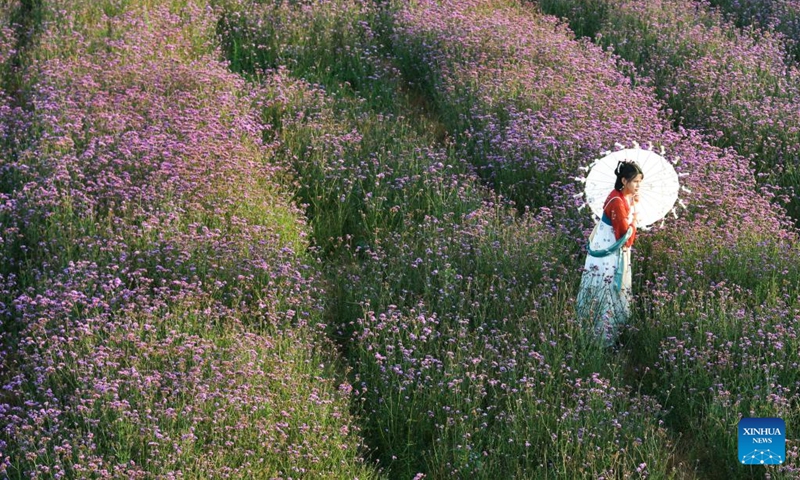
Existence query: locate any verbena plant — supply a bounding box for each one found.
[536,0,800,221]
[0,1,379,478]
[218,0,683,477]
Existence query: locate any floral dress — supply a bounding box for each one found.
[576,190,636,346]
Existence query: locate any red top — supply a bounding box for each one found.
[604,190,636,248]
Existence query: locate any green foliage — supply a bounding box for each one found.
[0,0,379,478]
[6,0,800,478]
[534,0,610,38]
[217,0,400,110]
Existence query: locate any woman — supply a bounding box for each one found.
[576,160,643,346]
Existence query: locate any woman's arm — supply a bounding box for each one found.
[605,196,636,247]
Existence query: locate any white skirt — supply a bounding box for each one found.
[576,220,632,346]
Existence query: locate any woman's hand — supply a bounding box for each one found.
[631,194,640,225]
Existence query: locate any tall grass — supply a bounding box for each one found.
[0,2,19,70]
[492,10,800,474]
[0,1,379,478]
[217,0,400,111]
[629,274,800,477]
[217,0,684,478]
[384,2,797,477]
[253,71,483,254]
[535,0,800,221]
[388,0,672,214]
[340,208,681,478]
[218,0,800,477]
[4,0,800,477]
[707,0,800,61]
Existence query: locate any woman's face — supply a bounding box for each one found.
[621,174,643,196]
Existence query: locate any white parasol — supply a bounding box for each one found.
[578,144,684,228]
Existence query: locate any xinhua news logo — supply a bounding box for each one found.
[738,417,785,465]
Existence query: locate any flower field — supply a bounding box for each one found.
[1,0,800,478]
[707,0,800,61]
[538,0,800,220]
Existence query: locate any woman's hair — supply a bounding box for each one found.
[614,160,643,190]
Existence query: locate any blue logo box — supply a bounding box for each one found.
[738,417,785,465]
